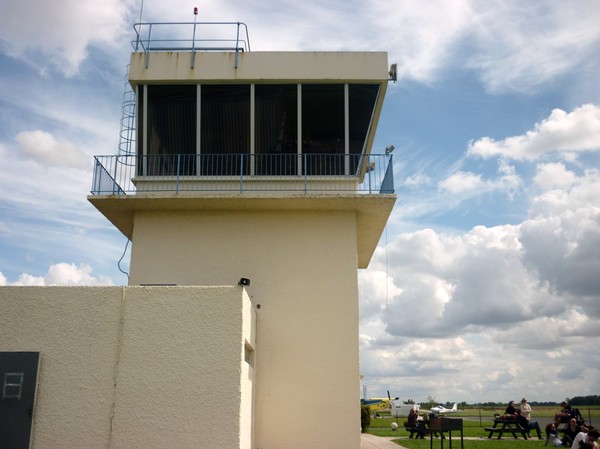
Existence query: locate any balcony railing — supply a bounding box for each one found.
[90,153,394,195]
[132,21,250,68]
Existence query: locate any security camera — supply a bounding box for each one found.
[238,278,251,286]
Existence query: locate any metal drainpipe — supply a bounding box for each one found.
[304,154,307,193]
[239,154,244,193]
[176,154,181,193]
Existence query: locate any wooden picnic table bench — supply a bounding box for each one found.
[485,418,528,439]
[404,425,426,439]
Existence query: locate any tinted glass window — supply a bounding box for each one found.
[145,85,196,175]
[201,85,250,155]
[349,84,379,155]
[255,84,297,175]
[302,84,344,174]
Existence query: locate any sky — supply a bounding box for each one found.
[1,0,599,405]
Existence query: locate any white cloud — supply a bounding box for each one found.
[372,0,474,83]
[534,163,577,190]
[15,130,89,169]
[521,170,600,301]
[0,0,135,76]
[438,162,520,198]
[1,0,597,93]
[7,263,113,286]
[468,104,600,161]
[375,0,600,92]
[439,171,484,194]
[360,168,600,401]
[404,173,431,189]
[466,1,600,93]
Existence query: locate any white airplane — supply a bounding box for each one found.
[390,401,420,418]
[430,403,459,414]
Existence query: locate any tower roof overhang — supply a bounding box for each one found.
[129,51,390,86]
[88,193,396,269]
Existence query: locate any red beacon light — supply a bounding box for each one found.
[194,7,198,15]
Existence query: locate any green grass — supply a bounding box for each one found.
[386,439,536,449]
[366,406,600,448]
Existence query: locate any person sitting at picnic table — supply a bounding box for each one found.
[516,409,543,439]
[563,418,583,447]
[504,400,518,418]
[520,398,532,417]
[405,408,427,439]
[518,398,543,439]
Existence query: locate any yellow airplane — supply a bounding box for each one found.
[361,394,399,412]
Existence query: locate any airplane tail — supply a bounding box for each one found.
[452,404,457,411]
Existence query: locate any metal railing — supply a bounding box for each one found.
[90,153,394,195]
[132,21,250,68]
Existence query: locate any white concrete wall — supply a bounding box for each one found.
[129,208,362,449]
[0,286,254,449]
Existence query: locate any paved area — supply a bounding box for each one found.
[361,433,407,449]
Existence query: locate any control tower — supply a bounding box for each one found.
[89,19,396,449]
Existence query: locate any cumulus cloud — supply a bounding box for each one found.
[521,170,600,301]
[468,104,600,161]
[15,130,89,169]
[5,263,112,286]
[383,169,600,337]
[438,161,520,198]
[360,168,600,401]
[534,163,578,190]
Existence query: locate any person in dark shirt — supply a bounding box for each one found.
[505,400,517,417]
[406,408,427,439]
[563,418,582,447]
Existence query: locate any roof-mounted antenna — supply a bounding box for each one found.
[135,0,145,50]
[138,0,145,24]
[191,6,199,68]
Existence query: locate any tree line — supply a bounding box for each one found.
[402,395,600,408]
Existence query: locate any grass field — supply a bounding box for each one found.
[367,406,600,448]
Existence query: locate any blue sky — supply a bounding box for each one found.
[1,0,600,405]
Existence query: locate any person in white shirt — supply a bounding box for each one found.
[520,398,532,420]
[571,429,599,448]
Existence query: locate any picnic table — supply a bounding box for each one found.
[485,418,528,439]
